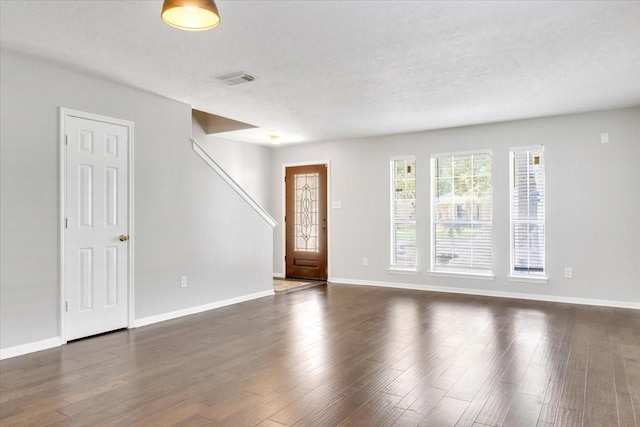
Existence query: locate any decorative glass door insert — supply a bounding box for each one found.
[295,173,320,252]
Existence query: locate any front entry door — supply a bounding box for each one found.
[64,114,130,341]
[285,165,328,280]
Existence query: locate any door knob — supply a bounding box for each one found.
[119,234,128,242]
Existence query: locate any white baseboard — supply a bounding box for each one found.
[0,337,62,360]
[273,272,285,278]
[329,277,640,310]
[133,289,275,328]
[1,290,275,360]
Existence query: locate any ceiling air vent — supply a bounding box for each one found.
[217,72,255,86]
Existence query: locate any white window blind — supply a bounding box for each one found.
[431,151,492,274]
[511,146,545,276]
[390,158,417,269]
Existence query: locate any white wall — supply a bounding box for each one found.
[0,51,273,350]
[1,49,636,354]
[271,108,640,306]
[192,121,272,211]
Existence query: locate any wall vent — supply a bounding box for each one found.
[217,72,255,86]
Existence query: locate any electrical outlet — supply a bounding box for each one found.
[362,257,368,266]
[180,276,188,288]
[564,268,573,279]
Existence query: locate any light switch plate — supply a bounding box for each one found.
[332,201,342,209]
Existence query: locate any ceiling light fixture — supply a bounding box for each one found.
[161,0,220,31]
[270,135,281,144]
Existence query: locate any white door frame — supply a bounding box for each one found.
[59,108,135,344]
[281,160,331,280]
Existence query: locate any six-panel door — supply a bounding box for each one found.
[65,116,129,341]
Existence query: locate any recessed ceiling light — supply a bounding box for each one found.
[270,135,281,144]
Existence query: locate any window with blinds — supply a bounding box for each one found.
[431,151,493,274]
[390,158,417,269]
[510,146,545,276]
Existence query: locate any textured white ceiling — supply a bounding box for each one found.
[1,1,639,145]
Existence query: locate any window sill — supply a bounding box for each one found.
[508,275,549,284]
[388,267,419,275]
[429,271,495,281]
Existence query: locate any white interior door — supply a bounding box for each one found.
[64,115,129,341]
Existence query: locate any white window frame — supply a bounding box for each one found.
[509,145,547,282]
[430,149,494,278]
[389,156,417,273]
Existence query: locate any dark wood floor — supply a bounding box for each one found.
[1,284,639,426]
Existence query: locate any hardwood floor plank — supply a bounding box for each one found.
[453,338,521,426]
[0,397,69,426]
[179,414,217,426]
[537,379,564,425]
[518,323,566,397]
[257,420,288,427]
[582,402,618,427]
[374,406,406,427]
[418,396,468,427]
[292,366,403,427]
[1,408,69,427]
[474,381,518,426]
[199,390,267,422]
[500,392,543,427]
[0,383,70,418]
[612,349,631,394]
[269,392,343,426]
[393,409,426,426]
[566,328,589,372]
[554,406,583,427]
[215,385,314,426]
[62,379,129,404]
[537,316,572,425]
[500,341,539,386]
[630,393,640,426]
[124,401,210,427]
[558,368,586,411]
[407,386,447,416]
[446,366,494,402]
[1,285,638,426]
[431,364,468,390]
[336,391,402,426]
[615,392,637,427]
[584,371,616,406]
